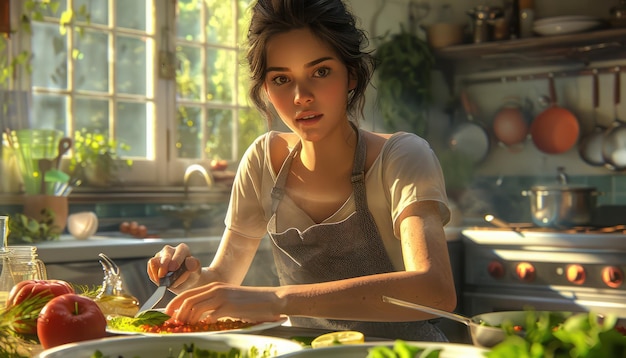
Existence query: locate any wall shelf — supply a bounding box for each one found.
[433,27,626,89]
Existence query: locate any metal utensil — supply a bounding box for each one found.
[53,137,72,169]
[136,263,188,315]
[382,296,472,326]
[382,295,509,348]
[38,159,53,194]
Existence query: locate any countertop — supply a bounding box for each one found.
[35,233,224,264]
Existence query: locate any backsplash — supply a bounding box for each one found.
[457,172,626,225]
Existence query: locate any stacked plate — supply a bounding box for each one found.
[533,15,603,36]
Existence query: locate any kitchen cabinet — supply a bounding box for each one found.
[433,28,626,88]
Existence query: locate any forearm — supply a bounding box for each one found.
[276,269,456,322]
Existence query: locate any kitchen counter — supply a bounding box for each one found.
[35,233,224,264]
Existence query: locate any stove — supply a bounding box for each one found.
[461,226,626,318]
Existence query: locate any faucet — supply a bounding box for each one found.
[183,164,215,197]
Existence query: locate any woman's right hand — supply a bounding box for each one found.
[147,243,202,290]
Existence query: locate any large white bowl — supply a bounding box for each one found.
[36,333,304,358]
[278,341,488,358]
[533,15,599,27]
[533,20,601,36]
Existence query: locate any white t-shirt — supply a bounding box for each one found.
[224,131,450,270]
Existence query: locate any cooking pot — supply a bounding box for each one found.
[521,185,600,228]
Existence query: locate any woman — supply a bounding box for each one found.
[147,0,456,341]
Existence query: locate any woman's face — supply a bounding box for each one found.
[263,28,356,142]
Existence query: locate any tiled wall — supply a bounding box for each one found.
[458,173,626,224]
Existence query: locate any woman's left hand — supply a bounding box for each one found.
[163,282,284,324]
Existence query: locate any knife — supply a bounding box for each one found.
[137,263,188,315]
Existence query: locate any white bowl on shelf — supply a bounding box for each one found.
[533,15,599,27]
[533,20,601,36]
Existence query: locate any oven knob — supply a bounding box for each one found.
[516,262,535,282]
[487,261,505,279]
[602,266,624,288]
[566,264,586,285]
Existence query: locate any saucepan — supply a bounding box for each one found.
[382,296,572,348]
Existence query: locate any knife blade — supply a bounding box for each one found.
[137,263,188,315]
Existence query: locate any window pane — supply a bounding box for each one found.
[176,106,202,158]
[75,31,109,92]
[117,102,147,157]
[177,0,202,41]
[31,23,67,89]
[238,108,265,159]
[116,0,145,30]
[207,48,235,103]
[116,36,147,95]
[77,0,109,26]
[176,45,202,101]
[75,98,109,134]
[206,0,234,45]
[31,94,67,132]
[206,108,233,160]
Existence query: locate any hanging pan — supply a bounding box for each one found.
[578,70,605,166]
[602,69,626,170]
[448,90,490,163]
[530,76,580,154]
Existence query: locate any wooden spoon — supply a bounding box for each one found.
[38,159,53,194]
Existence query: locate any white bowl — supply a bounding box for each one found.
[533,15,599,27]
[36,333,304,358]
[278,341,488,358]
[67,211,98,240]
[533,20,601,36]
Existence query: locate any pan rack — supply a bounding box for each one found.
[461,65,626,86]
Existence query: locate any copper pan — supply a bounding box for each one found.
[530,76,580,154]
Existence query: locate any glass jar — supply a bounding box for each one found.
[7,246,48,283]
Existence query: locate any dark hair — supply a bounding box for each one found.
[246,0,375,125]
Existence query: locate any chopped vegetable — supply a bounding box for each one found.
[367,340,442,358]
[487,312,626,358]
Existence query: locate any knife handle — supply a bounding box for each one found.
[159,263,188,287]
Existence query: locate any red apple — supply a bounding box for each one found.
[37,293,107,349]
[7,279,75,335]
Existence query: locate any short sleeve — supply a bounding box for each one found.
[381,133,450,236]
[223,133,271,239]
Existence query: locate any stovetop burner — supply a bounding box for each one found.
[483,214,626,234]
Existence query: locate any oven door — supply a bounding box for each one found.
[463,287,626,318]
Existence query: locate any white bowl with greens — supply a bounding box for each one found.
[36,333,304,358]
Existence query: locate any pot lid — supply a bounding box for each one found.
[530,184,597,192]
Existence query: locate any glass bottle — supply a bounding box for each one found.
[94,253,140,318]
[0,216,14,309]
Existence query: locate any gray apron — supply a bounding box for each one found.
[267,125,447,341]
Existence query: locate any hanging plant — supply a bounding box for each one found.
[374,26,435,137]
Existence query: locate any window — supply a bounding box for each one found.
[5,0,265,187]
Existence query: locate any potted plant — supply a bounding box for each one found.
[68,129,132,186]
[374,26,435,137]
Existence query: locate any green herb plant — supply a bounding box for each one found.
[107,310,170,333]
[374,26,435,137]
[487,311,626,358]
[6,210,60,244]
[0,293,55,358]
[68,128,133,186]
